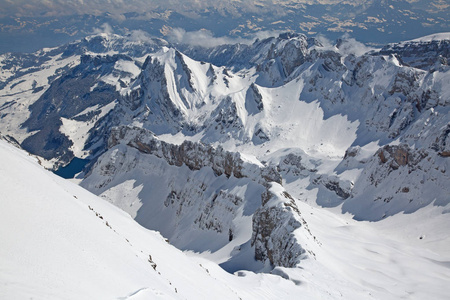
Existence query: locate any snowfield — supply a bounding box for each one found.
[0,140,312,300]
[1,139,449,299]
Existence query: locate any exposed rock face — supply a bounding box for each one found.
[378,39,450,71]
[208,97,245,139]
[342,144,450,221]
[252,186,305,268]
[313,176,351,200]
[108,126,282,183]
[377,144,413,170]
[267,32,309,77]
[84,140,254,248]
[278,153,318,179]
[175,50,196,92]
[432,123,450,156]
[245,83,264,114]
[123,54,186,132]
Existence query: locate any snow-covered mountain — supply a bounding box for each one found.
[0,139,328,299]
[1,31,450,299]
[1,120,449,299]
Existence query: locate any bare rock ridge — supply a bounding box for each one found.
[251,187,305,267]
[108,126,281,184]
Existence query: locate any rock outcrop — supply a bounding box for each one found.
[252,185,305,267]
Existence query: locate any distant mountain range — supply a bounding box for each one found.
[0,0,448,53]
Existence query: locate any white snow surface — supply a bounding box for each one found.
[0,140,318,299]
[409,32,450,43]
[2,136,450,299]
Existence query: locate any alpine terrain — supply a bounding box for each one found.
[0,29,449,299]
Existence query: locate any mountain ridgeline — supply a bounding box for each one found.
[0,31,449,272]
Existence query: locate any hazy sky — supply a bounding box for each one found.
[0,0,371,18]
[0,0,259,17]
[1,0,447,18]
[0,0,446,53]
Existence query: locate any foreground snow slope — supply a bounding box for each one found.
[2,138,449,299]
[0,140,223,299]
[0,139,325,300]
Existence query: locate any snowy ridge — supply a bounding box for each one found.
[377,34,449,71]
[2,126,450,299]
[0,139,245,299]
[407,33,450,43]
[0,139,343,300]
[1,31,450,299]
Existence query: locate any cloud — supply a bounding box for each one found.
[314,34,334,48]
[165,27,303,48]
[166,28,252,47]
[127,29,168,45]
[251,30,286,41]
[337,33,375,56]
[92,23,114,35]
[312,33,375,56]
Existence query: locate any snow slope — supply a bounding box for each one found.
[0,140,231,299]
[2,136,450,299]
[0,140,315,299]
